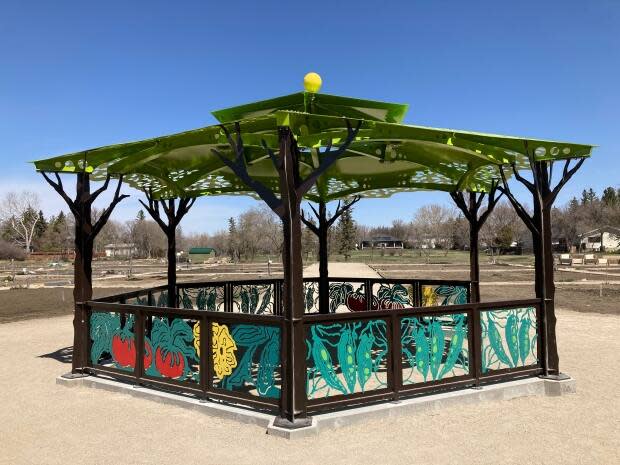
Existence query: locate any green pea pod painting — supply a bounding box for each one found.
[206,289,217,311]
[196,288,207,310]
[256,286,272,314]
[519,317,532,365]
[337,328,357,392]
[311,337,346,394]
[505,314,520,367]
[413,325,430,380]
[356,332,375,391]
[438,317,465,379]
[429,320,445,380]
[487,317,512,367]
[181,291,193,309]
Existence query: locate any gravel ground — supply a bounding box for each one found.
[1,263,619,464]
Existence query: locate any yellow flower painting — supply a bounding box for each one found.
[212,323,238,380]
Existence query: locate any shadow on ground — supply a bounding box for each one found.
[39,346,72,364]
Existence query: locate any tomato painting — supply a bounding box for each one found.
[112,334,154,369]
[112,334,135,367]
[150,317,197,380]
[346,292,367,312]
[155,347,186,378]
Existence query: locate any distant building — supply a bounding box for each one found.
[578,227,620,252]
[188,247,216,263]
[360,236,404,249]
[104,243,137,258]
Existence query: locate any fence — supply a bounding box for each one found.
[174,278,471,314]
[86,277,542,416]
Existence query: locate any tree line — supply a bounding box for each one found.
[2,186,618,261]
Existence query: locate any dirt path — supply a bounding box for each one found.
[1,309,619,464]
[303,262,381,278]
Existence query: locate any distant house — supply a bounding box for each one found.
[578,227,620,252]
[188,247,216,263]
[104,243,137,258]
[360,236,404,249]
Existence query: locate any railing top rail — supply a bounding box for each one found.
[87,300,284,323]
[302,298,542,323]
[93,277,473,305]
[92,284,169,303]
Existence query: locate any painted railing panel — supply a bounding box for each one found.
[99,278,471,314]
[421,284,468,307]
[180,286,225,311]
[211,322,281,399]
[86,298,541,415]
[303,281,320,313]
[327,280,369,312]
[401,313,469,384]
[306,319,389,399]
[373,282,415,309]
[147,316,200,383]
[480,307,538,373]
[90,311,137,372]
[231,283,277,314]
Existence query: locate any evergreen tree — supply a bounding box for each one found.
[337,208,357,261]
[227,217,239,261]
[34,210,47,239]
[137,209,146,221]
[602,187,618,206]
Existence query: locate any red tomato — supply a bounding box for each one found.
[346,293,367,312]
[144,340,153,369]
[112,334,135,368]
[155,347,185,378]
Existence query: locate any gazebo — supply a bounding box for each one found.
[33,73,594,430]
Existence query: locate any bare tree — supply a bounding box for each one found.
[0,191,41,253]
[412,204,457,258]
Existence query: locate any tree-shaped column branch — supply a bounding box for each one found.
[41,171,129,373]
[498,149,585,375]
[301,196,361,313]
[450,181,502,303]
[212,120,361,426]
[139,191,196,308]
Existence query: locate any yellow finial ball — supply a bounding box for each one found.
[303,72,322,93]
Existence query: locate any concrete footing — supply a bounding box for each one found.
[57,374,576,439]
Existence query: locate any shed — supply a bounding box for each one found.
[188,247,216,263]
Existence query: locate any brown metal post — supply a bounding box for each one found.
[72,172,93,374]
[275,127,311,428]
[166,220,177,308]
[468,193,480,303]
[317,201,329,314]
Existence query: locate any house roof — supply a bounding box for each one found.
[578,226,620,237]
[364,236,403,242]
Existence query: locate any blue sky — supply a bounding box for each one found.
[1,1,618,233]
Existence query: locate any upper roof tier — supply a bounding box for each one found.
[31,74,595,201]
[212,92,410,124]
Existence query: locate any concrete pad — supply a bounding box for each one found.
[57,374,576,439]
[56,375,273,427]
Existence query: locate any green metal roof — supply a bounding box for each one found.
[32,88,595,202]
[188,247,215,254]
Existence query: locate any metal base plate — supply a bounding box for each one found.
[272,416,314,430]
[539,373,571,381]
[61,372,90,380]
